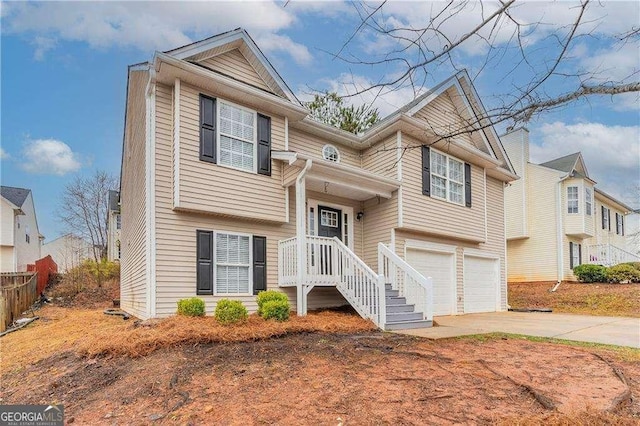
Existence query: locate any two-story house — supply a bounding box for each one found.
[107,190,121,262]
[41,233,94,273]
[119,29,517,329]
[503,127,637,283]
[0,186,44,272]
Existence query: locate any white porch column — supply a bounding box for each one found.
[295,159,312,315]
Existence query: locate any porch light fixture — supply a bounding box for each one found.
[356,211,364,221]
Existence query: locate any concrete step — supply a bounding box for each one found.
[386,304,415,313]
[385,312,424,322]
[386,296,407,305]
[384,319,433,331]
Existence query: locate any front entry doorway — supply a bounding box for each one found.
[317,205,343,240]
[307,199,354,250]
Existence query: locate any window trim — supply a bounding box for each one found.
[567,186,579,214]
[322,144,340,163]
[602,206,610,231]
[585,187,592,216]
[213,230,254,296]
[429,148,465,206]
[216,99,258,174]
[307,199,354,251]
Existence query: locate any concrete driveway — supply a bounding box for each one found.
[397,312,640,348]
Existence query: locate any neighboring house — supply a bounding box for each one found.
[119,29,517,329]
[0,186,44,272]
[41,233,94,273]
[107,190,121,262]
[503,128,638,283]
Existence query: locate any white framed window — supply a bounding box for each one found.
[585,188,592,216]
[218,101,256,172]
[616,213,624,235]
[320,210,339,228]
[571,242,581,268]
[322,144,340,163]
[215,232,251,295]
[603,206,610,230]
[567,186,579,214]
[430,149,464,205]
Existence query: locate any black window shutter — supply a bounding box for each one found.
[421,146,430,196]
[616,213,620,234]
[196,230,213,295]
[569,242,574,269]
[464,163,472,208]
[601,206,606,229]
[253,236,267,295]
[257,114,271,176]
[621,216,625,236]
[608,209,611,231]
[200,94,216,163]
[578,244,582,266]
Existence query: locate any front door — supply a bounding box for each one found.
[316,205,342,276]
[317,205,343,240]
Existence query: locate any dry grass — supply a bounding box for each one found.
[499,410,639,425]
[509,282,640,317]
[79,310,377,358]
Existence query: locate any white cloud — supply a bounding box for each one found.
[577,42,639,83]
[0,148,9,160]
[21,139,82,175]
[2,1,311,65]
[530,122,640,207]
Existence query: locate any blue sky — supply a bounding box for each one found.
[1,1,638,241]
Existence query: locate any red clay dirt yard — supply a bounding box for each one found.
[1,279,639,425]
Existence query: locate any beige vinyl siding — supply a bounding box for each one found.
[176,82,287,222]
[199,49,272,93]
[0,246,14,272]
[412,88,478,150]
[120,70,149,319]
[0,198,14,247]
[563,178,592,237]
[361,135,398,178]
[288,128,361,168]
[501,131,528,239]
[583,196,629,251]
[362,193,398,270]
[401,135,485,242]
[507,165,561,282]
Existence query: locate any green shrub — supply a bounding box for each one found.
[606,264,640,283]
[261,300,290,321]
[572,264,608,283]
[620,262,640,271]
[82,258,121,281]
[177,297,206,316]
[256,290,289,316]
[214,299,248,324]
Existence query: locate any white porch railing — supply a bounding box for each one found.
[586,244,640,267]
[278,236,387,327]
[277,237,298,286]
[378,243,433,322]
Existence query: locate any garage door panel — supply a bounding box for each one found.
[463,256,498,313]
[406,249,455,316]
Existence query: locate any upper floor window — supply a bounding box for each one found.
[199,94,271,176]
[421,146,471,208]
[616,213,624,235]
[322,144,340,163]
[116,214,121,230]
[431,150,464,205]
[567,186,579,214]
[602,206,610,230]
[585,188,592,216]
[25,225,30,244]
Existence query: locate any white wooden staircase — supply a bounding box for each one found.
[278,236,433,330]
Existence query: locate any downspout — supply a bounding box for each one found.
[295,159,312,315]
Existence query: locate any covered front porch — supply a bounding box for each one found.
[273,152,434,330]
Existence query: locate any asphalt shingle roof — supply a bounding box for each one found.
[538,152,581,173]
[1,186,31,208]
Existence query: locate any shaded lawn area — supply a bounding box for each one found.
[508,282,640,317]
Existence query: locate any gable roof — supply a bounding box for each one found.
[1,186,31,208]
[164,28,299,105]
[539,152,582,173]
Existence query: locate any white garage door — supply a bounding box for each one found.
[406,248,455,316]
[463,255,499,313]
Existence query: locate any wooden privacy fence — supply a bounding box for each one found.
[0,272,38,333]
[27,255,58,294]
